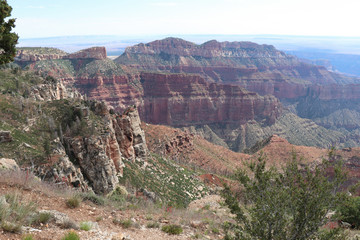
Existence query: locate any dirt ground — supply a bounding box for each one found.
[0,182,227,240]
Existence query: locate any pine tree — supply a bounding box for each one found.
[0,0,18,64]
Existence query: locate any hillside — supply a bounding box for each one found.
[0,66,210,206]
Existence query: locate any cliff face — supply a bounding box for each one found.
[34,103,148,194]
[140,72,281,126]
[29,80,82,101]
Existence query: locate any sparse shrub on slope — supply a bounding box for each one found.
[79,221,92,231]
[161,224,183,235]
[80,192,106,206]
[32,212,52,225]
[61,231,80,240]
[119,153,208,207]
[65,195,81,209]
[0,193,36,233]
[21,234,35,240]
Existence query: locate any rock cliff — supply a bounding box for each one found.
[140,72,281,126]
[29,80,82,101]
[33,102,148,194]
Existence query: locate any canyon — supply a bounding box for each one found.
[14,38,360,151]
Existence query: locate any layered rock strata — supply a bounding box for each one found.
[140,72,282,126]
[116,38,360,96]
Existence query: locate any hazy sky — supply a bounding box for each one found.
[8,0,360,38]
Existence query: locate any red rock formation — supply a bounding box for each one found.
[140,72,282,126]
[116,38,360,99]
[76,75,143,111]
[143,123,249,175]
[308,84,360,100]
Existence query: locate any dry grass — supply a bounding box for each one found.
[0,170,76,199]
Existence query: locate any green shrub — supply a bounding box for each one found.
[161,224,183,235]
[211,227,220,234]
[107,186,128,203]
[61,231,80,240]
[22,234,35,240]
[1,221,22,233]
[146,221,160,228]
[0,193,36,233]
[65,195,81,209]
[79,221,92,231]
[60,219,78,229]
[337,196,360,228]
[32,212,52,225]
[113,218,132,228]
[221,155,346,240]
[81,192,105,206]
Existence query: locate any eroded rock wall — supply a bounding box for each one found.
[140,72,282,126]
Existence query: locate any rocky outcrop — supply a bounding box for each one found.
[61,103,146,194]
[66,135,120,194]
[0,131,12,143]
[113,107,148,160]
[15,48,67,62]
[30,81,82,101]
[34,139,90,191]
[66,47,107,60]
[140,72,281,126]
[0,158,19,170]
[30,100,147,194]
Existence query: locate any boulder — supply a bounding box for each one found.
[0,158,19,170]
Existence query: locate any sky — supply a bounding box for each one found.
[7,0,360,39]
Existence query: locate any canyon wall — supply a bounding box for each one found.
[140,72,281,126]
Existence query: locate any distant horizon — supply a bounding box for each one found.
[16,34,360,56]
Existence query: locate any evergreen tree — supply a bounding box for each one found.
[0,0,18,64]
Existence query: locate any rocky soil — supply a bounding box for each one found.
[0,171,230,240]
